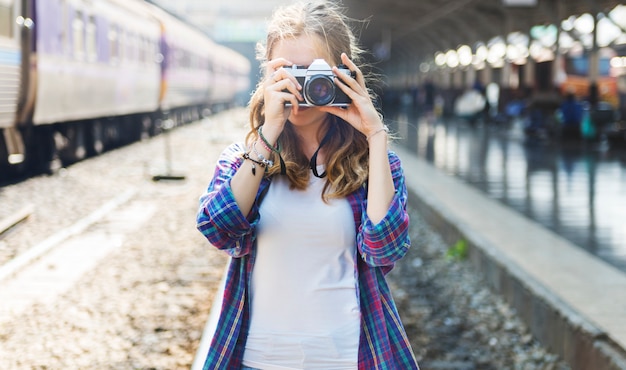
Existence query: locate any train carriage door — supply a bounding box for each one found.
[85,13,96,63]
[0,0,21,127]
[72,9,84,61]
[158,24,167,105]
[0,0,28,166]
[0,0,15,39]
[15,0,34,125]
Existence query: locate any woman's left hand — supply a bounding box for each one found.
[319,53,384,139]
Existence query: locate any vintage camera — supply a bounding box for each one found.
[283,59,356,107]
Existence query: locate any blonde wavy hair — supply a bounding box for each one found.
[247,1,377,200]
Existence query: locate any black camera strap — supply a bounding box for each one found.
[309,123,336,178]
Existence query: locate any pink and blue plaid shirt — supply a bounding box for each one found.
[197,142,419,369]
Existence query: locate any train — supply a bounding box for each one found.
[0,0,251,180]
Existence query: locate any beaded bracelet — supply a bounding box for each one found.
[257,135,274,153]
[366,125,389,141]
[258,126,286,175]
[257,126,280,153]
[242,152,269,176]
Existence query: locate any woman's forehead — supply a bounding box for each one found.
[270,34,334,66]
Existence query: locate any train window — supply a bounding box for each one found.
[60,0,68,55]
[133,34,140,62]
[147,39,155,65]
[86,16,97,62]
[118,30,125,61]
[136,36,142,62]
[126,32,137,62]
[108,25,119,65]
[182,50,190,69]
[136,35,142,62]
[172,47,180,68]
[72,11,85,60]
[147,38,153,64]
[134,35,140,62]
[139,37,148,64]
[0,4,12,38]
[148,39,155,65]
[124,32,131,61]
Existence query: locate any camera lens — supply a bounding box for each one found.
[304,75,335,106]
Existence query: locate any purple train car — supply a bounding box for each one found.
[0,0,26,167]
[0,0,250,179]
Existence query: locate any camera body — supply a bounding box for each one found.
[283,59,355,107]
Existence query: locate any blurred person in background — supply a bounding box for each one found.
[558,92,584,140]
[421,77,436,121]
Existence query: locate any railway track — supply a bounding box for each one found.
[0,205,33,237]
[0,190,135,284]
[0,110,240,368]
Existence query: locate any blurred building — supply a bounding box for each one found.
[150,0,291,43]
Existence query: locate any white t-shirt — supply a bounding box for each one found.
[243,169,360,370]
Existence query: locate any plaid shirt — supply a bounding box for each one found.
[197,142,419,370]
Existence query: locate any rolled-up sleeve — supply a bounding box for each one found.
[357,151,411,268]
[196,143,260,258]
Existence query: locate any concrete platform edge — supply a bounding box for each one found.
[394,145,626,370]
[192,261,229,370]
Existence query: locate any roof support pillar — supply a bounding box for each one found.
[588,0,600,83]
[552,0,565,88]
[483,63,493,88]
[465,67,477,90]
[501,62,513,88]
[524,57,535,89]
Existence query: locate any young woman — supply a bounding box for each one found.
[196,1,419,369]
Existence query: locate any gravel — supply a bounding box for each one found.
[388,208,570,370]
[0,108,570,369]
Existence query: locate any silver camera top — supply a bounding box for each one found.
[282,59,354,107]
[282,59,353,78]
[305,59,334,75]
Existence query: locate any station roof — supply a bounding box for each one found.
[341,0,624,62]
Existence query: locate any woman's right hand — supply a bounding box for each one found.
[262,58,303,143]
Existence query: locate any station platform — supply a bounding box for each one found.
[193,134,626,370]
[395,143,626,370]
